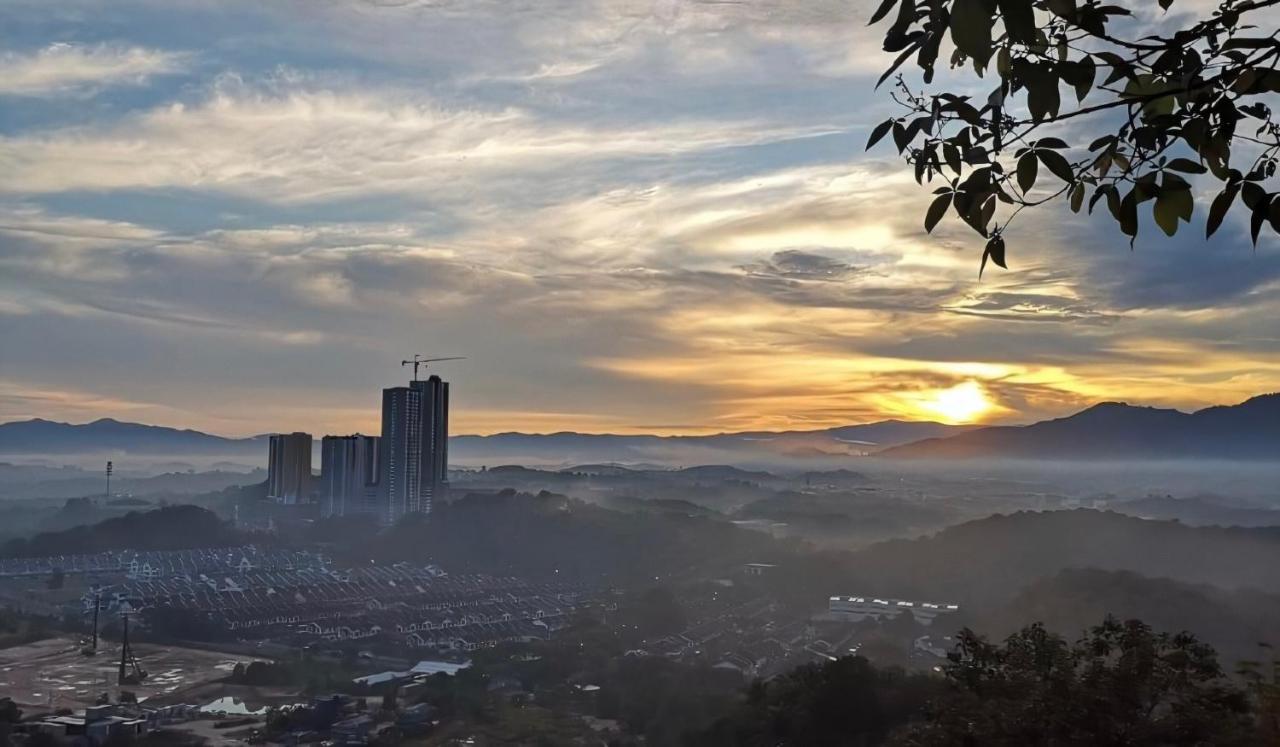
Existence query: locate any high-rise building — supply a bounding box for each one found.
[320,434,381,517]
[267,432,312,504]
[378,374,449,525]
[413,374,450,511]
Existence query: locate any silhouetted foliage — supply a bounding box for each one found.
[693,656,941,746]
[869,0,1280,271]
[893,617,1256,745]
[226,657,365,694]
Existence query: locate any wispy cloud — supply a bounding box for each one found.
[0,43,188,96]
[0,80,846,202]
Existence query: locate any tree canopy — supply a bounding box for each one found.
[894,617,1256,745]
[868,0,1280,274]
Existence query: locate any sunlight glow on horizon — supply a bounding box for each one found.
[907,380,996,425]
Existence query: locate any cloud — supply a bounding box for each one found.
[2,0,1279,436]
[0,79,846,203]
[0,43,188,96]
[742,249,863,281]
[944,291,1117,324]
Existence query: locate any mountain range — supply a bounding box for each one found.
[0,418,269,456]
[0,417,968,466]
[2,393,1277,464]
[880,393,1280,460]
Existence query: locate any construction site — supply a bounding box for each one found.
[0,635,242,710]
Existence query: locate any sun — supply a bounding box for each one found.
[916,380,995,424]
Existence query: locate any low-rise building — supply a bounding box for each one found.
[827,595,959,625]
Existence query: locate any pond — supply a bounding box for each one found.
[199,696,269,716]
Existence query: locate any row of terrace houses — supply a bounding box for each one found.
[2,545,327,579]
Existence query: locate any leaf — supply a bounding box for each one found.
[1221,37,1279,51]
[1170,187,1194,223]
[866,119,894,151]
[1098,51,1133,85]
[1158,0,1174,11]
[892,121,912,153]
[980,235,1007,277]
[1026,74,1061,122]
[1070,182,1085,213]
[1035,137,1068,149]
[1038,150,1075,183]
[1072,56,1096,102]
[1089,183,1110,214]
[943,143,963,174]
[918,28,944,82]
[1016,152,1038,193]
[1241,182,1267,210]
[950,0,996,67]
[1165,158,1206,174]
[925,193,953,233]
[997,0,1036,43]
[1153,188,1182,236]
[1206,184,1239,238]
[1088,134,1116,151]
[980,194,997,231]
[1119,190,1139,239]
[869,0,900,25]
[1250,201,1268,246]
[876,41,922,89]
[1105,186,1122,221]
[1123,74,1178,121]
[1046,0,1076,19]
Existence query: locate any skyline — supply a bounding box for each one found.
[4,389,1277,441]
[3,0,1280,437]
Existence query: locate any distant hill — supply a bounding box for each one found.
[847,508,1280,605]
[359,490,783,584]
[0,465,266,501]
[0,504,245,557]
[879,393,1280,460]
[0,417,970,467]
[450,421,971,465]
[1108,495,1280,528]
[0,418,266,457]
[996,568,1280,665]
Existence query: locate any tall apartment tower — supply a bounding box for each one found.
[267,432,312,504]
[320,434,381,518]
[413,374,450,510]
[378,374,449,525]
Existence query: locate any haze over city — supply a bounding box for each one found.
[4,0,1280,743]
[4,0,1278,438]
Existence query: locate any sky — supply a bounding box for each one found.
[1,0,1278,437]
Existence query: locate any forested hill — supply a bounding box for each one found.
[846,509,1280,605]
[339,490,789,584]
[997,568,1280,665]
[0,505,244,557]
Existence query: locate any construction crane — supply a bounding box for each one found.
[117,610,147,685]
[401,355,465,381]
[80,592,101,656]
